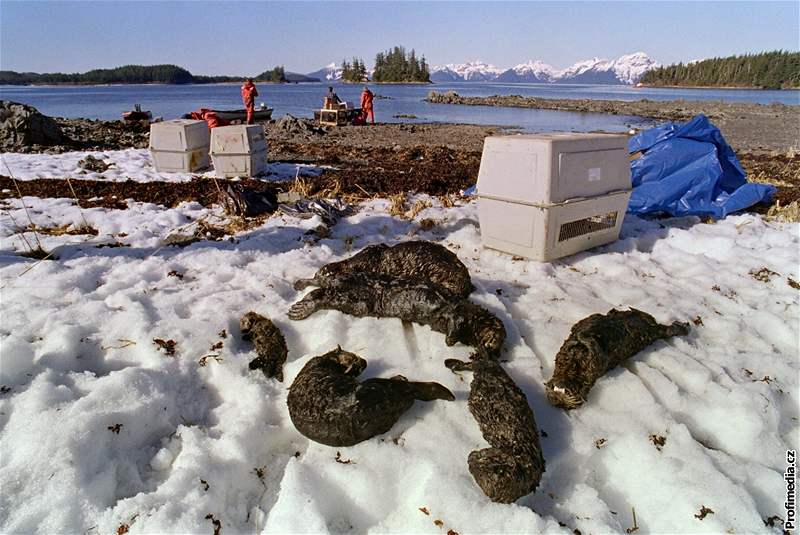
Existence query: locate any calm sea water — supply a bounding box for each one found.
[1,82,797,133]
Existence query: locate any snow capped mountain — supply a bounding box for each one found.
[309,53,658,85]
[429,68,462,83]
[430,53,658,85]
[611,52,660,85]
[554,57,620,84]
[556,57,612,81]
[496,60,557,83]
[555,52,659,84]
[306,63,342,82]
[430,61,504,82]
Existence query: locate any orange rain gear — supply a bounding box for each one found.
[360,88,374,124]
[241,81,259,124]
[189,108,229,129]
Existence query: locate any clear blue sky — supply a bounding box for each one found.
[1,1,798,75]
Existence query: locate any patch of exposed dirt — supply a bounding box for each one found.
[263,121,498,197]
[0,176,279,209]
[285,144,480,197]
[739,151,800,206]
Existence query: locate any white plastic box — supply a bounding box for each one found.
[476,133,631,262]
[209,125,268,178]
[149,119,210,173]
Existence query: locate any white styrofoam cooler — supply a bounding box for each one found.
[149,119,210,173]
[209,125,268,178]
[476,133,631,262]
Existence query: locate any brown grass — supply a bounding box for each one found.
[289,176,312,197]
[388,193,406,217]
[19,246,57,260]
[765,200,800,222]
[437,195,456,208]
[195,215,270,239]
[738,151,800,222]
[26,224,98,236]
[407,199,432,219]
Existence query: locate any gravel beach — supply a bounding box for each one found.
[426,91,800,152]
[1,100,797,211]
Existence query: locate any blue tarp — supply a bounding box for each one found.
[628,114,776,218]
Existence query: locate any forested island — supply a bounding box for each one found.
[340,58,370,83]
[0,64,319,85]
[640,50,800,89]
[341,46,431,83]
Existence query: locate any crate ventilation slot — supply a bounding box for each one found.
[558,211,618,242]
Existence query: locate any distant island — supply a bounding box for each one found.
[640,50,800,90]
[0,64,320,86]
[341,46,431,84]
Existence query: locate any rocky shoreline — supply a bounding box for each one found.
[1,100,797,216]
[426,91,800,152]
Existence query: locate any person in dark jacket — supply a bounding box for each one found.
[325,86,341,109]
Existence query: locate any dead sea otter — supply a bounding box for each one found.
[293,241,474,298]
[545,308,690,410]
[240,312,288,381]
[287,347,454,446]
[445,358,545,503]
[289,274,505,357]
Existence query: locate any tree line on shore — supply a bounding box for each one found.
[340,58,370,83]
[341,46,431,83]
[640,50,800,89]
[0,64,314,85]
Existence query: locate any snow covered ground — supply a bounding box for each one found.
[1,149,323,183]
[0,182,797,534]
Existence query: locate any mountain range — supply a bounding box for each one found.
[428,52,659,84]
[306,63,344,82]
[308,53,658,85]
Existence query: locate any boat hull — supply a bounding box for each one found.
[213,108,273,122]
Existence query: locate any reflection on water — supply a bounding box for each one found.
[1,82,797,133]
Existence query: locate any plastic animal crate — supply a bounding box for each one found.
[149,119,210,173]
[476,133,631,261]
[209,124,268,178]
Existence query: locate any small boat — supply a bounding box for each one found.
[122,104,152,122]
[212,105,273,122]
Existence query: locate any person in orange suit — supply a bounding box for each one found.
[360,85,375,124]
[241,78,259,124]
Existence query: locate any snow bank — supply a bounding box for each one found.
[0,149,322,183]
[0,194,797,534]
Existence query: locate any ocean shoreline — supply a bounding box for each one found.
[637,83,798,91]
[425,91,800,152]
[1,110,797,216]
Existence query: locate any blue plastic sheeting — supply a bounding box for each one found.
[628,114,776,218]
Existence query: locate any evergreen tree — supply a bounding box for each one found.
[0,64,247,85]
[341,59,352,82]
[641,50,799,89]
[341,57,368,82]
[371,45,431,83]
